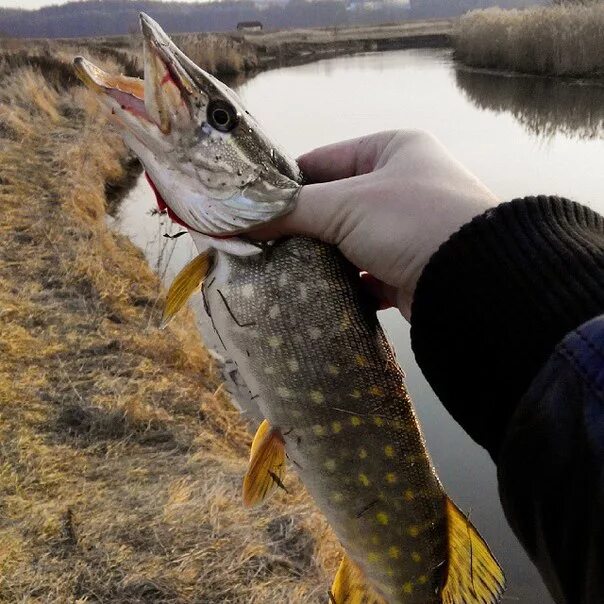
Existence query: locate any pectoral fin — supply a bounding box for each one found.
[161,251,212,327]
[441,497,505,604]
[242,420,286,507]
[330,555,386,604]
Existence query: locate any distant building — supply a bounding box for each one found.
[236,21,263,32]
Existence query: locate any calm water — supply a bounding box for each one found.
[117,49,604,603]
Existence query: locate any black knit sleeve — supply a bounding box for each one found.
[409,196,604,460]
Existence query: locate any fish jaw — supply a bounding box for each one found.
[73,12,301,241]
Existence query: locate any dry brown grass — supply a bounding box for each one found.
[0,45,337,602]
[454,3,604,77]
[175,34,259,75]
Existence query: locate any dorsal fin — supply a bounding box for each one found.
[441,497,505,603]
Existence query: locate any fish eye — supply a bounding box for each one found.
[207,99,238,133]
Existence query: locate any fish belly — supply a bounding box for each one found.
[203,237,447,603]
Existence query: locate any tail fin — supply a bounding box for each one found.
[441,498,505,604]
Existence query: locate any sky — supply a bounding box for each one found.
[1,0,207,9]
[3,0,75,7]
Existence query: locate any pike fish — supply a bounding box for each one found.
[74,14,505,604]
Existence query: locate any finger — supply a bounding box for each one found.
[360,273,398,310]
[251,175,365,241]
[298,130,397,183]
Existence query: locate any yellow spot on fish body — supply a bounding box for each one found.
[390,419,405,431]
[358,473,370,487]
[310,390,324,404]
[355,354,369,367]
[369,385,384,397]
[404,489,415,501]
[268,335,282,348]
[385,472,398,484]
[386,567,395,577]
[411,551,422,563]
[331,421,342,434]
[384,445,395,458]
[418,575,428,585]
[402,582,414,594]
[367,552,381,563]
[371,534,380,545]
[388,546,400,560]
[373,416,385,427]
[340,312,352,330]
[287,359,299,372]
[350,416,362,427]
[358,448,367,459]
[312,425,326,436]
[350,389,361,399]
[330,492,344,503]
[327,364,340,375]
[324,459,337,472]
[407,525,420,537]
[241,283,254,298]
[376,512,389,525]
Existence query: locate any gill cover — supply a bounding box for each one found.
[74,13,302,238]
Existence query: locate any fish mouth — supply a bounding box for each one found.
[74,13,193,136]
[74,14,202,231]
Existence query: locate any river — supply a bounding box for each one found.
[116,48,604,603]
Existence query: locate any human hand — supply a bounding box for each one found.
[254,130,498,320]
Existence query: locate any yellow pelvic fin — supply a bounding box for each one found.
[330,554,387,604]
[441,497,505,604]
[161,251,212,328]
[242,419,286,507]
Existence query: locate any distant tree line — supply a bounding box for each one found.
[0,0,398,38]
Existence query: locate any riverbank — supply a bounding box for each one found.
[454,4,604,78]
[237,20,453,67]
[0,44,338,602]
[30,19,454,78]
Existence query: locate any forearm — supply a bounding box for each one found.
[410,196,604,460]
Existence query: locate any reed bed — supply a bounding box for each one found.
[176,33,259,75]
[0,45,335,602]
[454,3,604,77]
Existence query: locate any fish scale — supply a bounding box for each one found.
[203,236,447,603]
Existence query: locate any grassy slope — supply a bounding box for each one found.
[0,43,338,603]
[454,3,604,77]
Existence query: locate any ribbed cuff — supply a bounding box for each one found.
[410,196,604,459]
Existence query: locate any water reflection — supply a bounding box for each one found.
[455,67,604,140]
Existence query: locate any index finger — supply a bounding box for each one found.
[297,130,397,183]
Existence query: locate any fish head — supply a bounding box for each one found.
[73,13,301,242]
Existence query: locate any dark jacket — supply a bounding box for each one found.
[410,197,604,604]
